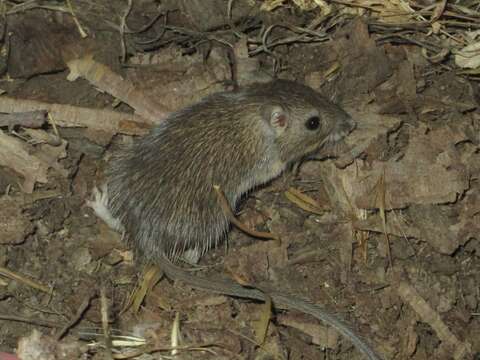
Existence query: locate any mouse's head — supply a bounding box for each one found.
[255,80,356,163]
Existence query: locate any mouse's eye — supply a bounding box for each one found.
[305,116,320,130]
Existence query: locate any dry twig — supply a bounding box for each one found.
[0,97,152,135]
[0,313,60,328]
[213,185,278,240]
[0,266,51,294]
[66,55,168,122]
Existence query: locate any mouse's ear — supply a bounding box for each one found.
[262,104,288,135]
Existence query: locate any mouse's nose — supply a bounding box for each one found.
[340,114,356,134]
[331,114,356,142]
[347,116,356,133]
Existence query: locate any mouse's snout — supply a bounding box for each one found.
[346,115,357,133]
[332,114,356,142]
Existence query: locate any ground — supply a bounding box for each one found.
[0,1,479,360]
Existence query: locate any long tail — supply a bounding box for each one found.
[158,255,382,360]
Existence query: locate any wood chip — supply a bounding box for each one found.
[0,130,66,193]
[277,314,339,349]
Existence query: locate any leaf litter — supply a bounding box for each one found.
[0,1,479,359]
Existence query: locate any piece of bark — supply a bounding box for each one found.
[334,107,402,168]
[337,124,469,211]
[0,130,67,193]
[0,196,34,245]
[24,129,69,178]
[0,110,47,129]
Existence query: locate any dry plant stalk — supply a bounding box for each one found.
[0,266,51,294]
[171,312,181,356]
[252,294,272,345]
[0,313,60,328]
[100,286,114,360]
[374,169,393,268]
[121,265,162,314]
[111,343,220,359]
[213,185,278,240]
[284,187,328,215]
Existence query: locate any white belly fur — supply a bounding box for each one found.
[87,184,124,232]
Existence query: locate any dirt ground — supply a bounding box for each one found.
[0,1,479,360]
